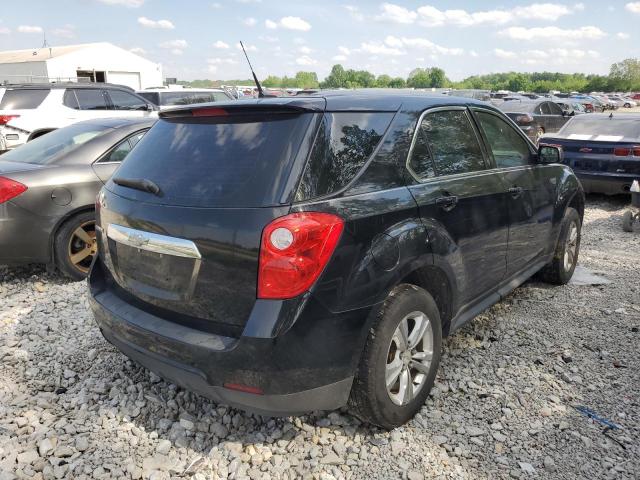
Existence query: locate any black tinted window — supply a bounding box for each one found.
[547,102,563,115]
[137,92,160,105]
[109,90,147,110]
[161,91,229,106]
[110,113,313,207]
[422,110,485,176]
[102,139,132,163]
[408,121,435,180]
[476,111,532,168]
[73,89,108,110]
[0,89,50,109]
[297,112,393,200]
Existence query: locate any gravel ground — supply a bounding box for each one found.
[1,196,638,480]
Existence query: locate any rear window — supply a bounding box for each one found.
[558,116,640,141]
[0,89,50,109]
[296,112,393,200]
[0,122,108,165]
[137,92,160,105]
[109,112,314,207]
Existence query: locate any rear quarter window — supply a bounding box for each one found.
[0,89,50,109]
[296,112,393,200]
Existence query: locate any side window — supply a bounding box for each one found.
[540,103,552,115]
[547,102,563,115]
[74,89,108,110]
[99,131,147,163]
[534,104,544,115]
[419,110,486,177]
[108,90,147,110]
[475,111,532,168]
[408,119,435,180]
[296,112,393,200]
[63,90,80,109]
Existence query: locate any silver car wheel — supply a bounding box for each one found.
[563,221,578,271]
[385,311,434,406]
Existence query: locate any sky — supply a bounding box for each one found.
[0,1,638,82]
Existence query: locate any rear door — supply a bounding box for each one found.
[406,107,509,304]
[472,108,555,275]
[105,90,154,118]
[97,107,317,332]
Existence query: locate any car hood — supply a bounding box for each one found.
[0,160,49,175]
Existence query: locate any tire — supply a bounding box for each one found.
[54,210,97,281]
[625,103,631,108]
[622,211,635,232]
[349,284,442,429]
[538,207,581,285]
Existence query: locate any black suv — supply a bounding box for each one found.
[89,92,584,429]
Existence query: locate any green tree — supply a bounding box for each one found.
[428,67,447,88]
[321,64,347,88]
[388,77,406,88]
[294,71,319,88]
[609,58,640,91]
[376,74,392,88]
[406,70,431,88]
[262,75,282,87]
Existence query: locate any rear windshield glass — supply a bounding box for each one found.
[0,89,50,109]
[296,112,393,200]
[109,112,314,207]
[0,123,108,165]
[558,116,640,141]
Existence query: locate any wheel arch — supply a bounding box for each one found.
[28,128,57,142]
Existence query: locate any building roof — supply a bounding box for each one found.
[0,42,126,64]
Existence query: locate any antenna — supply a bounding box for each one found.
[239,41,265,98]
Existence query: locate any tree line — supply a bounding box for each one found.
[183,58,640,93]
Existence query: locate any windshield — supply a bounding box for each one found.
[0,123,108,165]
[108,112,314,207]
[558,116,640,141]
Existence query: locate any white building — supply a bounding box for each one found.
[0,42,162,90]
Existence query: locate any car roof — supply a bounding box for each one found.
[160,89,492,116]
[68,117,156,129]
[1,82,135,91]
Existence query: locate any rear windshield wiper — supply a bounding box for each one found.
[112,177,161,196]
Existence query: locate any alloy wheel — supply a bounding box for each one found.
[385,311,434,406]
[68,220,97,274]
[563,221,578,271]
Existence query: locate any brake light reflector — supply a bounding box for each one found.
[614,148,630,156]
[633,147,640,157]
[192,108,228,117]
[0,115,19,125]
[258,212,344,299]
[0,176,27,204]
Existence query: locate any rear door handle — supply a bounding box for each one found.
[435,195,458,211]
[508,186,524,198]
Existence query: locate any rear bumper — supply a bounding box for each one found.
[88,260,370,416]
[575,172,638,195]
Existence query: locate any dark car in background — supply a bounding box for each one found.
[89,92,584,429]
[543,114,640,195]
[0,118,154,279]
[498,100,571,143]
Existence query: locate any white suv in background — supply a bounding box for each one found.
[136,86,233,110]
[0,83,157,152]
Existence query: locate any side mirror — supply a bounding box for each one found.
[538,144,563,164]
[146,103,156,112]
[562,110,567,117]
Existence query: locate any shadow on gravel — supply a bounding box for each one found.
[0,264,77,286]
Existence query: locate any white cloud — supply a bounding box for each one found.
[212,40,230,49]
[499,25,606,41]
[494,48,516,58]
[52,24,75,38]
[138,16,175,29]
[332,55,348,61]
[296,55,317,66]
[469,50,479,57]
[360,41,405,56]
[384,36,464,56]
[211,2,222,8]
[376,3,417,24]
[159,39,188,55]
[208,57,239,65]
[626,2,640,14]
[0,27,10,35]
[97,0,144,7]
[236,43,257,52]
[17,25,43,33]
[130,47,146,55]
[338,46,351,55]
[617,32,630,39]
[208,65,218,74]
[235,0,262,3]
[573,2,585,10]
[243,17,257,27]
[265,16,311,31]
[298,46,312,54]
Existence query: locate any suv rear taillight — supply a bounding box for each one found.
[258,212,344,299]
[0,115,19,125]
[0,176,27,204]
